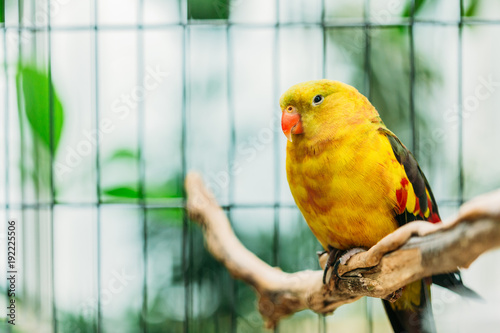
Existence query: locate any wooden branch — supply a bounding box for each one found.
[185,172,500,329]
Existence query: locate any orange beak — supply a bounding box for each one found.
[281,105,303,142]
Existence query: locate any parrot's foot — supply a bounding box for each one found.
[338,248,366,265]
[323,247,367,284]
[322,246,342,284]
[317,249,328,258]
[383,288,403,303]
[332,247,366,280]
[318,245,366,284]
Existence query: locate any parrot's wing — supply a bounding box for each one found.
[379,127,481,333]
[378,127,441,226]
[379,127,482,298]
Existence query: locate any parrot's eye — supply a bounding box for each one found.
[312,95,324,106]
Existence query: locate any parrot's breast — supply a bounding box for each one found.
[286,127,404,250]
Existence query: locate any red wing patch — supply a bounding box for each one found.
[396,178,409,214]
[395,178,441,224]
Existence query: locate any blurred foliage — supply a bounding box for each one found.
[0,0,4,23]
[401,0,428,17]
[103,186,140,198]
[329,26,434,149]
[58,312,96,333]
[464,0,480,17]
[102,148,183,201]
[188,0,230,20]
[401,0,480,17]
[103,178,182,201]
[16,65,65,152]
[330,0,481,162]
[16,64,65,200]
[106,148,138,161]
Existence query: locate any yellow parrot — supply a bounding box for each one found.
[280,79,477,333]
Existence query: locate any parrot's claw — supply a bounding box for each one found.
[322,245,342,284]
[317,250,328,258]
[323,247,366,284]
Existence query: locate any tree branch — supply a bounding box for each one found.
[185,172,500,329]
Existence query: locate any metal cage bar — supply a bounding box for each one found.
[46,1,57,332]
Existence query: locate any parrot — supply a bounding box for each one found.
[280,79,478,333]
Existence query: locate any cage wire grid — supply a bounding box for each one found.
[2,0,500,332]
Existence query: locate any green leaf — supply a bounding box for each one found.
[464,0,480,17]
[402,0,428,17]
[16,65,65,152]
[108,148,138,161]
[103,186,139,198]
[188,0,230,20]
[0,0,5,23]
[147,176,183,199]
[103,175,183,200]
[105,149,138,165]
[148,208,184,227]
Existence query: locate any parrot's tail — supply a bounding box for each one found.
[382,279,436,333]
[382,272,480,333]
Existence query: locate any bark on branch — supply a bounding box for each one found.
[185,172,500,329]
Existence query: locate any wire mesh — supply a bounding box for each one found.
[2,0,500,332]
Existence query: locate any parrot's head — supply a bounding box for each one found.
[279,79,380,143]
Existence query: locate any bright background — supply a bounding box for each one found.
[1,0,500,332]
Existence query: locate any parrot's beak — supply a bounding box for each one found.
[281,105,303,142]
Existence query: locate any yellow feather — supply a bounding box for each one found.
[283,80,406,249]
[282,80,433,313]
[406,182,416,214]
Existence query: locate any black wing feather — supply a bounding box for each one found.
[378,127,481,332]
